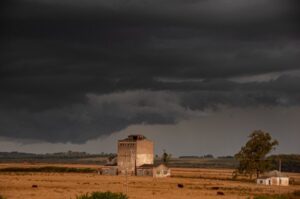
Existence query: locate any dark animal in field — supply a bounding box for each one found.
[177,183,184,188]
[217,191,224,195]
[32,185,38,188]
[211,186,219,190]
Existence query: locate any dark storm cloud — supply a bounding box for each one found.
[1,75,300,143]
[181,76,300,110]
[0,91,196,143]
[0,0,300,142]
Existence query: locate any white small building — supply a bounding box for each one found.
[154,164,171,178]
[257,170,289,186]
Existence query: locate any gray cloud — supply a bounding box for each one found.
[0,0,300,143]
[1,74,300,143]
[0,91,202,143]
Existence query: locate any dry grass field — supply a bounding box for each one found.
[0,163,300,199]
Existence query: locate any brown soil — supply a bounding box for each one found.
[0,163,299,199]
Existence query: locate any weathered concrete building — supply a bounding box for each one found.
[117,135,154,175]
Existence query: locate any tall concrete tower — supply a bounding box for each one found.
[117,135,154,175]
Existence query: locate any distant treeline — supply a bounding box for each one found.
[1,152,299,172]
[0,151,116,164]
[178,155,234,159]
[0,166,96,173]
[0,151,116,159]
[268,154,300,173]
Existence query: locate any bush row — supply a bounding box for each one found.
[0,166,96,173]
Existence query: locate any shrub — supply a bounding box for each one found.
[254,195,288,199]
[293,190,300,196]
[76,191,128,199]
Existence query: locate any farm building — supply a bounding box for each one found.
[137,163,171,177]
[257,170,289,186]
[100,167,118,175]
[136,164,153,176]
[117,135,154,175]
[105,156,117,166]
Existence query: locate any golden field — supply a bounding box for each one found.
[0,163,300,199]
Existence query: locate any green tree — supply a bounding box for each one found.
[234,130,278,179]
[162,149,172,164]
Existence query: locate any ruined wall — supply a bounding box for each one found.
[117,141,136,174]
[136,140,154,167]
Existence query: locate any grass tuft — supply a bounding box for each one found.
[253,191,300,199]
[76,191,128,199]
[254,196,288,199]
[293,190,300,196]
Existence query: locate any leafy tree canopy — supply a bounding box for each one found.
[162,149,172,164]
[234,130,278,179]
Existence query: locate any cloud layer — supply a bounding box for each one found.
[0,91,202,143]
[0,0,300,143]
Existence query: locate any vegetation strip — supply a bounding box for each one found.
[0,166,96,173]
[76,192,128,199]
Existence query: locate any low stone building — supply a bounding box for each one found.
[257,170,289,186]
[136,164,153,176]
[99,167,118,175]
[137,163,171,177]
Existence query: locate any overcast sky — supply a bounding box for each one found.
[1,0,300,156]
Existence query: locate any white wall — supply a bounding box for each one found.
[257,177,289,186]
